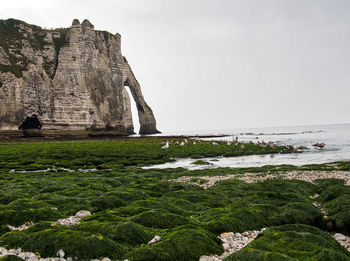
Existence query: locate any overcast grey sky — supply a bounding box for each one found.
[1,0,349,132]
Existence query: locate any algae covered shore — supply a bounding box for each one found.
[0,138,350,260]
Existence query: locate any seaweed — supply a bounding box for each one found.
[0,139,349,259]
[226,224,350,261]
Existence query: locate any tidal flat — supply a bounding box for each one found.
[0,138,350,260]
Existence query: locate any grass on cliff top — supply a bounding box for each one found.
[0,138,292,170]
[0,158,350,260]
[0,18,68,78]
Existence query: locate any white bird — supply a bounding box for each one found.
[227,141,232,146]
[193,141,196,145]
[212,142,219,146]
[180,141,185,146]
[184,139,188,143]
[162,141,169,150]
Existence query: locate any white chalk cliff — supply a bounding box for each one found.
[0,18,159,134]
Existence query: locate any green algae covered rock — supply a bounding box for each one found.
[78,221,154,246]
[226,224,350,261]
[0,225,10,236]
[191,160,212,165]
[0,256,23,261]
[0,140,350,261]
[131,208,192,229]
[126,228,222,261]
[0,228,124,259]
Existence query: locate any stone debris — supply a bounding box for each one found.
[198,229,350,261]
[7,210,92,233]
[148,235,161,245]
[332,233,350,251]
[312,202,328,217]
[334,233,347,241]
[9,168,110,174]
[173,171,350,190]
[0,246,112,260]
[56,210,91,226]
[56,216,80,226]
[7,221,34,231]
[199,228,265,261]
[309,194,319,199]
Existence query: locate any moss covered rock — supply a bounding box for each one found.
[126,228,222,261]
[226,224,350,261]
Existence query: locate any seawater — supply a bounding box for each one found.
[144,123,350,169]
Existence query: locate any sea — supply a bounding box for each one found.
[144,123,350,169]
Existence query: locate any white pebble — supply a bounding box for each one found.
[148,235,161,245]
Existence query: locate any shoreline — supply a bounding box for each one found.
[0,130,230,142]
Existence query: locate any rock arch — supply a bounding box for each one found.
[123,58,160,134]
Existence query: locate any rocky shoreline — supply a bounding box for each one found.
[198,229,350,261]
[170,170,350,259]
[172,170,350,189]
[0,247,112,261]
[199,229,265,261]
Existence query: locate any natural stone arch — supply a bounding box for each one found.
[123,58,160,135]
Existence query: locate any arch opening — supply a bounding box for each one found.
[19,115,42,130]
[124,86,140,134]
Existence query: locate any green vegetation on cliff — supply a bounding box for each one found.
[0,18,68,78]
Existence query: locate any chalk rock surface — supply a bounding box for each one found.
[0,18,159,134]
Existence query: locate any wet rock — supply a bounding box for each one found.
[56,216,80,226]
[148,235,161,245]
[8,221,34,231]
[334,233,346,241]
[75,210,91,218]
[222,243,230,250]
[199,256,220,261]
[57,249,65,258]
[8,249,16,255]
[202,229,262,260]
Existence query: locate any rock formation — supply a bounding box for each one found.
[0,18,159,135]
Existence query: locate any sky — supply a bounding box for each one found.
[1,0,349,132]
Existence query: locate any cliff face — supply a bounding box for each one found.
[0,18,159,135]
